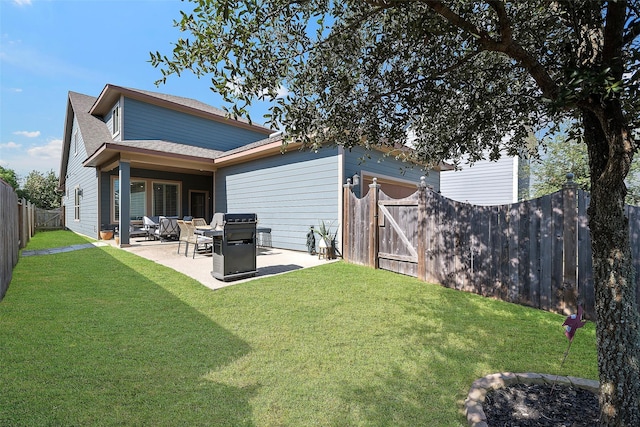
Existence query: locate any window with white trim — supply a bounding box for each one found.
[111,177,180,223]
[112,106,120,135]
[153,182,179,217]
[113,179,146,222]
[74,187,81,221]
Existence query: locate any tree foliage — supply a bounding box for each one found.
[531,135,640,205]
[151,1,640,424]
[152,1,638,167]
[21,170,62,210]
[0,166,19,190]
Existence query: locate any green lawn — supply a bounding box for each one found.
[1,230,597,426]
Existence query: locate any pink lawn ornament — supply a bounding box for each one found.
[563,305,586,342]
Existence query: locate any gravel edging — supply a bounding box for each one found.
[464,372,599,427]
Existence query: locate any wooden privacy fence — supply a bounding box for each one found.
[342,177,640,319]
[36,207,63,230]
[0,179,36,301]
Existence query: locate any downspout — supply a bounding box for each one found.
[338,146,345,256]
[96,169,102,239]
[212,171,216,215]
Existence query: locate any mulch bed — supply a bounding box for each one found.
[483,383,599,426]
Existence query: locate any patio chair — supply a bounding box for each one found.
[192,218,208,228]
[143,216,159,240]
[176,220,192,256]
[154,216,179,241]
[176,220,212,258]
[129,224,148,239]
[186,220,213,258]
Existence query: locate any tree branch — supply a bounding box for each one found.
[426,0,560,101]
[487,0,512,41]
[623,18,640,46]
[363,0,412,8]
[375,49,483,99]
[425,0,485,39]
[603,0,627,78]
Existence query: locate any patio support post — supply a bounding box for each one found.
[369,178,380,269]
[119,161,131,246]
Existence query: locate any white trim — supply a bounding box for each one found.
[74,186,81,221]
[111,100,121,138]
[361,170,418,186]
[512,156,519,203]
[338,146,345,252]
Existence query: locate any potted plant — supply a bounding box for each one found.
[315,220,337,259]
[99,230,113,240]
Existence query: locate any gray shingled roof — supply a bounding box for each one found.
[218,135,284,157]
[69,91,113,157]
[113,139,224,159]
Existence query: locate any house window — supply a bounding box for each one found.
[113,179,146,222]
[112,106,120,135]
[111,177,180,223]
[153,182,179,217]
[74,187,81,221]
[73,132,78,156]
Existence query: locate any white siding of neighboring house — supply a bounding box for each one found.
[440,156,520,206]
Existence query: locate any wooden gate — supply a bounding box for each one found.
[342,177,640,319]
[35,208,63,230]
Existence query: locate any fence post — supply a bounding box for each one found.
[417,176,428,281]
[19,198,27,249]
[369,178,380,269]
[563,173,578,314]
[343,178,354,262]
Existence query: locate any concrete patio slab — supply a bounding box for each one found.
[106,238,335,290]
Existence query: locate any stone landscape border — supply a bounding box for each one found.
[464,372,599,427]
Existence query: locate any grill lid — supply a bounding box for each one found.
[212,213,258,228]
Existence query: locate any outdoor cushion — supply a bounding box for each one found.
[154,216,179,240]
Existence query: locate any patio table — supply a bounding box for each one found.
[195,226,272,247]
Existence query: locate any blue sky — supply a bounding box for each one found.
[0,0,274,181]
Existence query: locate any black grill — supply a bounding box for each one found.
[210,213,258,281]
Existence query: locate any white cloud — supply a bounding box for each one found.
[27,139,62,159]
[257,84,290,100]
[274,85,290,99]
[13,130,40,138]
[226,78,290,101]
[12,0,32,6]
[0,141,21,149]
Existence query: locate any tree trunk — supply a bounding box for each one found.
[584,107,640,426]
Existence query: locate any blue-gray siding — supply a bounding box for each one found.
[344,146,440,192]
[216,148,340,252]
[63,117,100,238]
[122,98,267,150]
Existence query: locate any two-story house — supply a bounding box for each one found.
[60,84,442,252]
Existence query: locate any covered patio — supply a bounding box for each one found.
[103,236,334,290]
